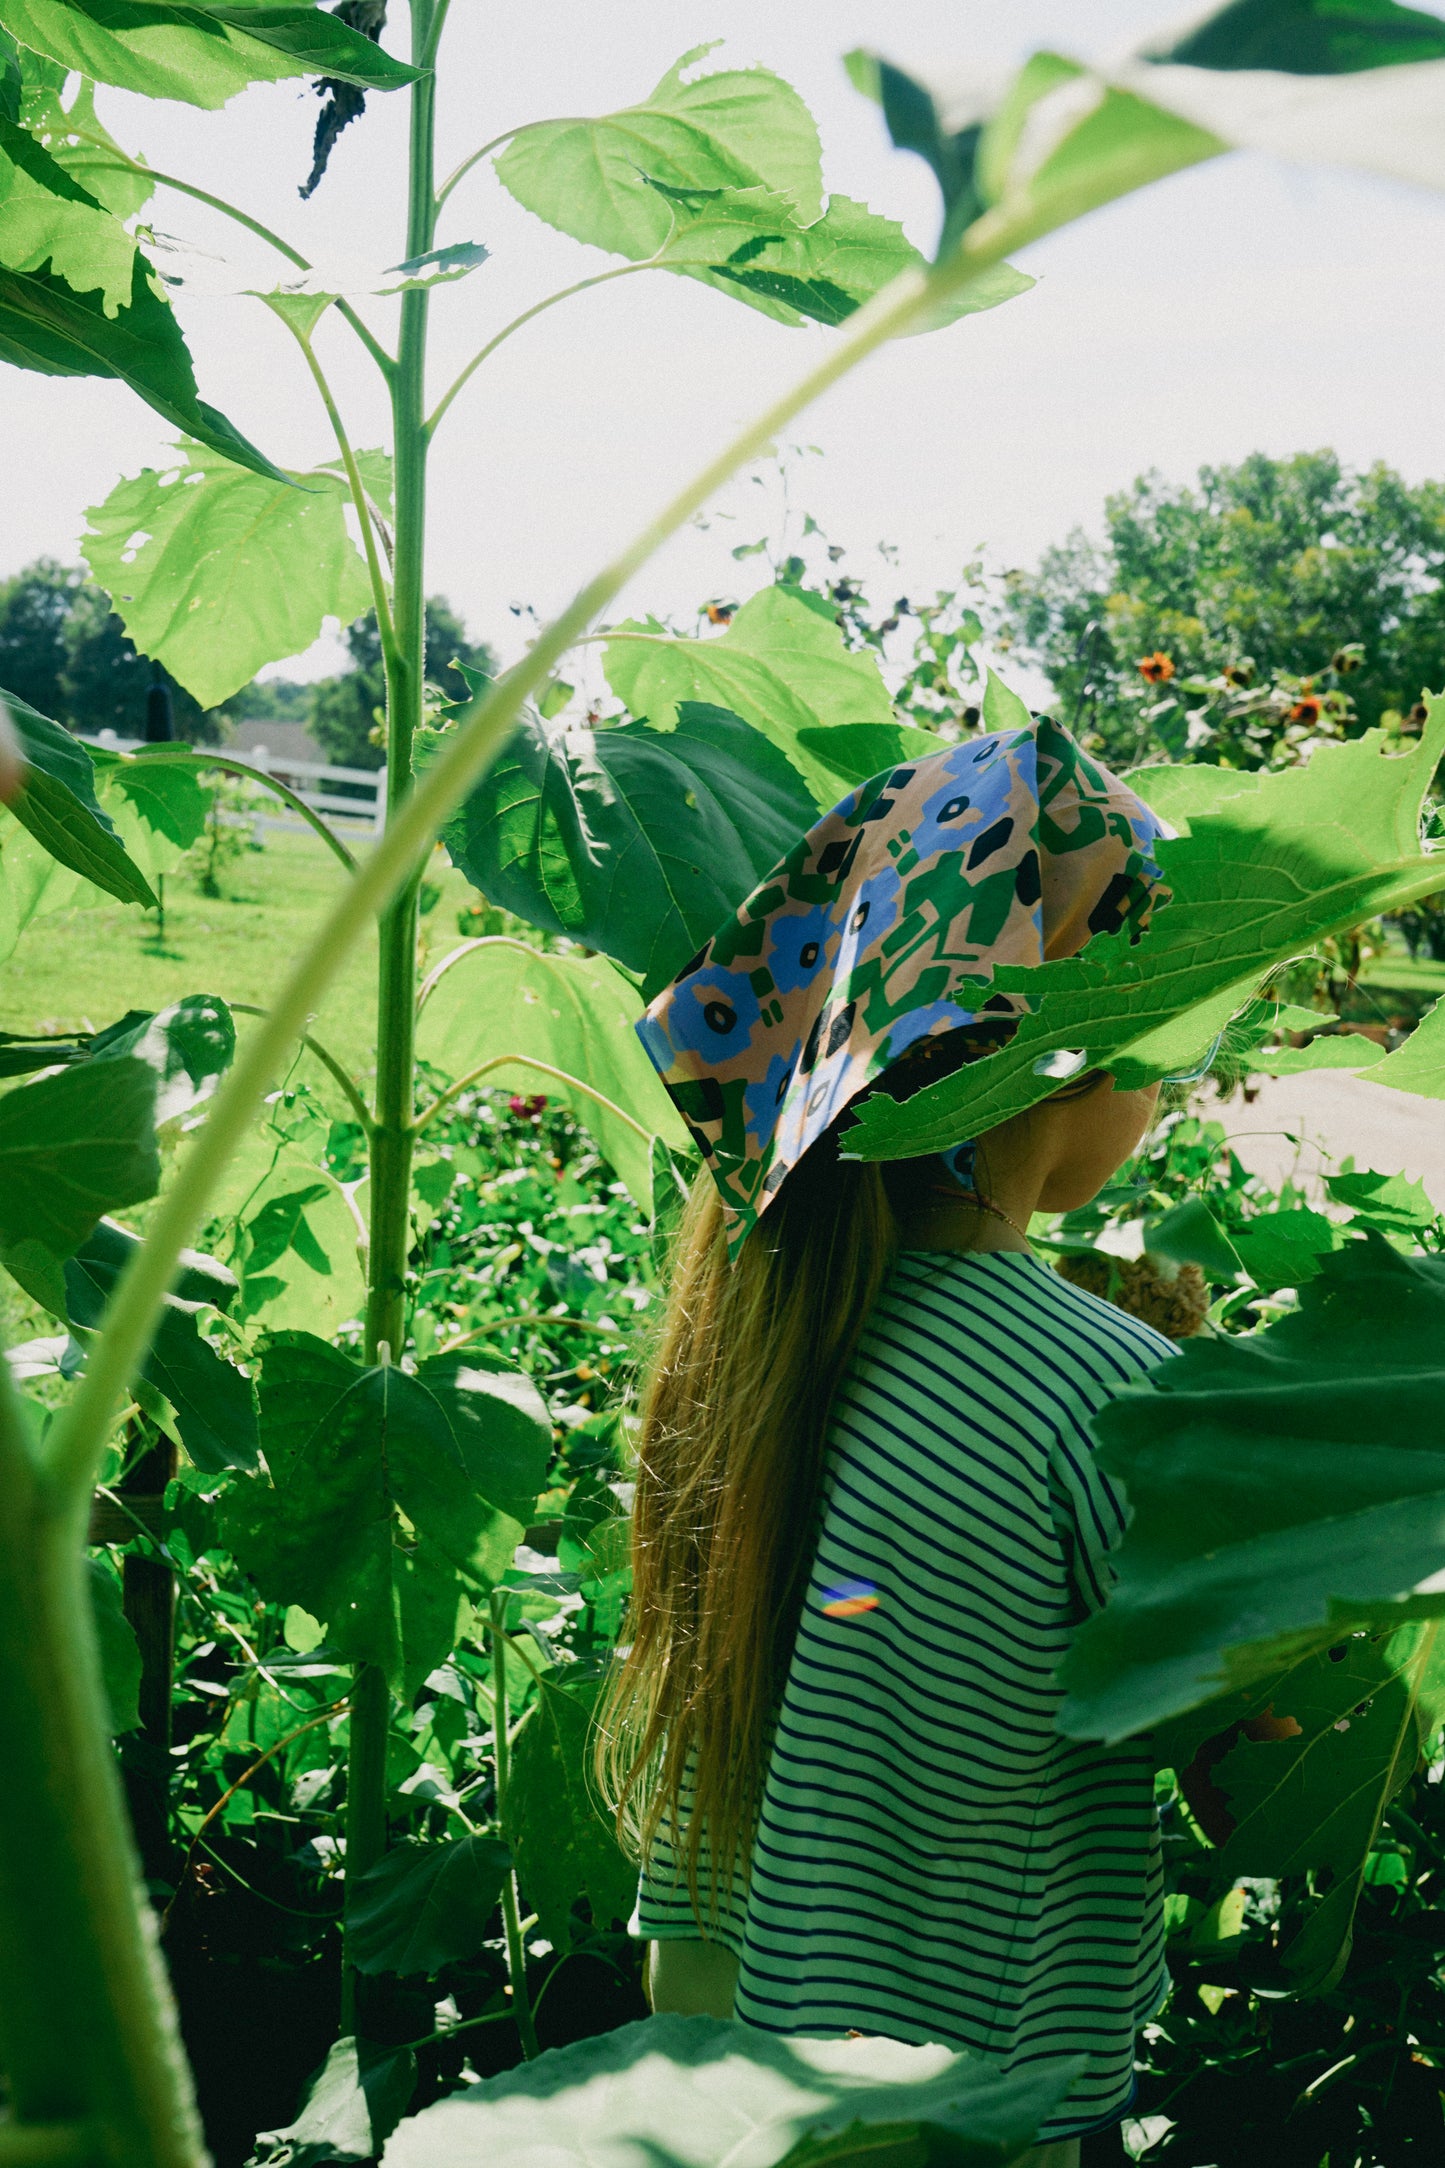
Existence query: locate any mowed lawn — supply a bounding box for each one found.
[0,826,477,1084]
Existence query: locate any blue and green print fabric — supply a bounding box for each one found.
[637,716,1168,1243]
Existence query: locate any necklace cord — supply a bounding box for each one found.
[926,1183,1030,1244]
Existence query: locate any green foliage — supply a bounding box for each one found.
[0,1055,158,1261]
[346,1834,513,1977]
[311,598,494,770]
[81,442,376,711]
[1060,1238,1445,1743]
[222,1332,551,1696]
[1,685,155,905]
[441,702,817,1000]
[0,101,136,311]
[1149,0,1445,74]
[65,1216,257,1473]
[1001,452,1445,766]
[0,253,282,480]
[416,937,687,1208]
[602,582,897,807]
[847,702,1445,1160]
[87,1554,141,1734]
[255,2034,417,2168]
[1,0,421,109]
[96,755,211,886]
[383,2015,1082,2168]
[504,1670,635,1948]
[1,565,222,744]
[495,46,825,259]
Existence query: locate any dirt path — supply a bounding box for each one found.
[1216,1070,1445,1208]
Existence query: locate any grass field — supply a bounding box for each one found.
[0,826,477,1084]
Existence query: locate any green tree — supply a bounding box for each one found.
[1003,451,1445,764]
[0,557,79,717]
[311,596,495,769]
[0,559,221,742]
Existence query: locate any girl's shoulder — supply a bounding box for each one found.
[889,1247,1177,1390]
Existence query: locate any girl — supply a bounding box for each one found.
[601,720,1177,2166]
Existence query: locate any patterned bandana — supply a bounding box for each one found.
[636,716,1168,1246]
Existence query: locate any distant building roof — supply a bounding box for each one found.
[228,718,324,763]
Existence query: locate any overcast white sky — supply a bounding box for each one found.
[8,0,1445,686]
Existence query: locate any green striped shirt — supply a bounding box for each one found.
[637,1249,1173,2142]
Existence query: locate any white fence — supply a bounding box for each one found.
[83,731,387,840]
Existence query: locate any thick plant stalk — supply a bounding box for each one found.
[342,0,441,2018]
[17,209,1009,2168]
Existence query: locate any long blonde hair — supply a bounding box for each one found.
[595,1135,911,1903]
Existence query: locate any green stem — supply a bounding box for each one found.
[0,1362,206,2168]
[489,1590,539,2060]
[434,116,587,213]
[226,1008,374,1136]
[0,2129,96,2167]
[79,143,395,380]
[279,319,398,663]
[131,748,359,873]
[411,1054,655,1142]
[426,263,655,439]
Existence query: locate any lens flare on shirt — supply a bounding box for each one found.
[821,1579,879,1618]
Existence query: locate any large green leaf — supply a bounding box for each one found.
[346,1835,512,1978]
[846,703,1445,1161]
[1058,1237,1445,1748]
[223,1334,550,1696]
[65,1216,257,1473]
[17,51,154,221]
[0,686,155,905]
[0,1055,157,1260]
[1365,989,1445,1099]
[1121,0,1445,193]
[1153,1628,1443,1992]
[602,584,896,808]
[383,2015,1082,2168]
[1146,0,1445,74]
[88,989,235,1122]
[504,1670,637,1949]
[0,106,136,311]
[82,440,375,708]
[207,1129,364,1339]
[255,2036,416,2168]
[2,0,420,108]
[440,703,817,1000]
[0,253,284,481]
[495,45,823,260]
[96,758,210,885]
[652,180,1033,331]
[417,938,688,1208]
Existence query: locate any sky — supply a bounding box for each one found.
[8,0,1445,689]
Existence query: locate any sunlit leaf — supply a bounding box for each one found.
[441,702,816,1000]
[603,583,896,807]
[347,1835,512,1977]
[495,44,823,260]
[1,0,421,109]
[384,2015,1081,2168]
[417,938,688,1208]
[1366,989,1445,1099]
[0,685,155,905]
[0,107,136,312]
[1150,0,1445,72]
[17,53,154,221]
[845,704,1445,1161]
[0,253,285,481]
[82,439,375,708]
[95,757,210,885]
[254,2036,416,2168]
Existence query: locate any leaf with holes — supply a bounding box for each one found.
[82,440,376,708]
[418,938,687,1207]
